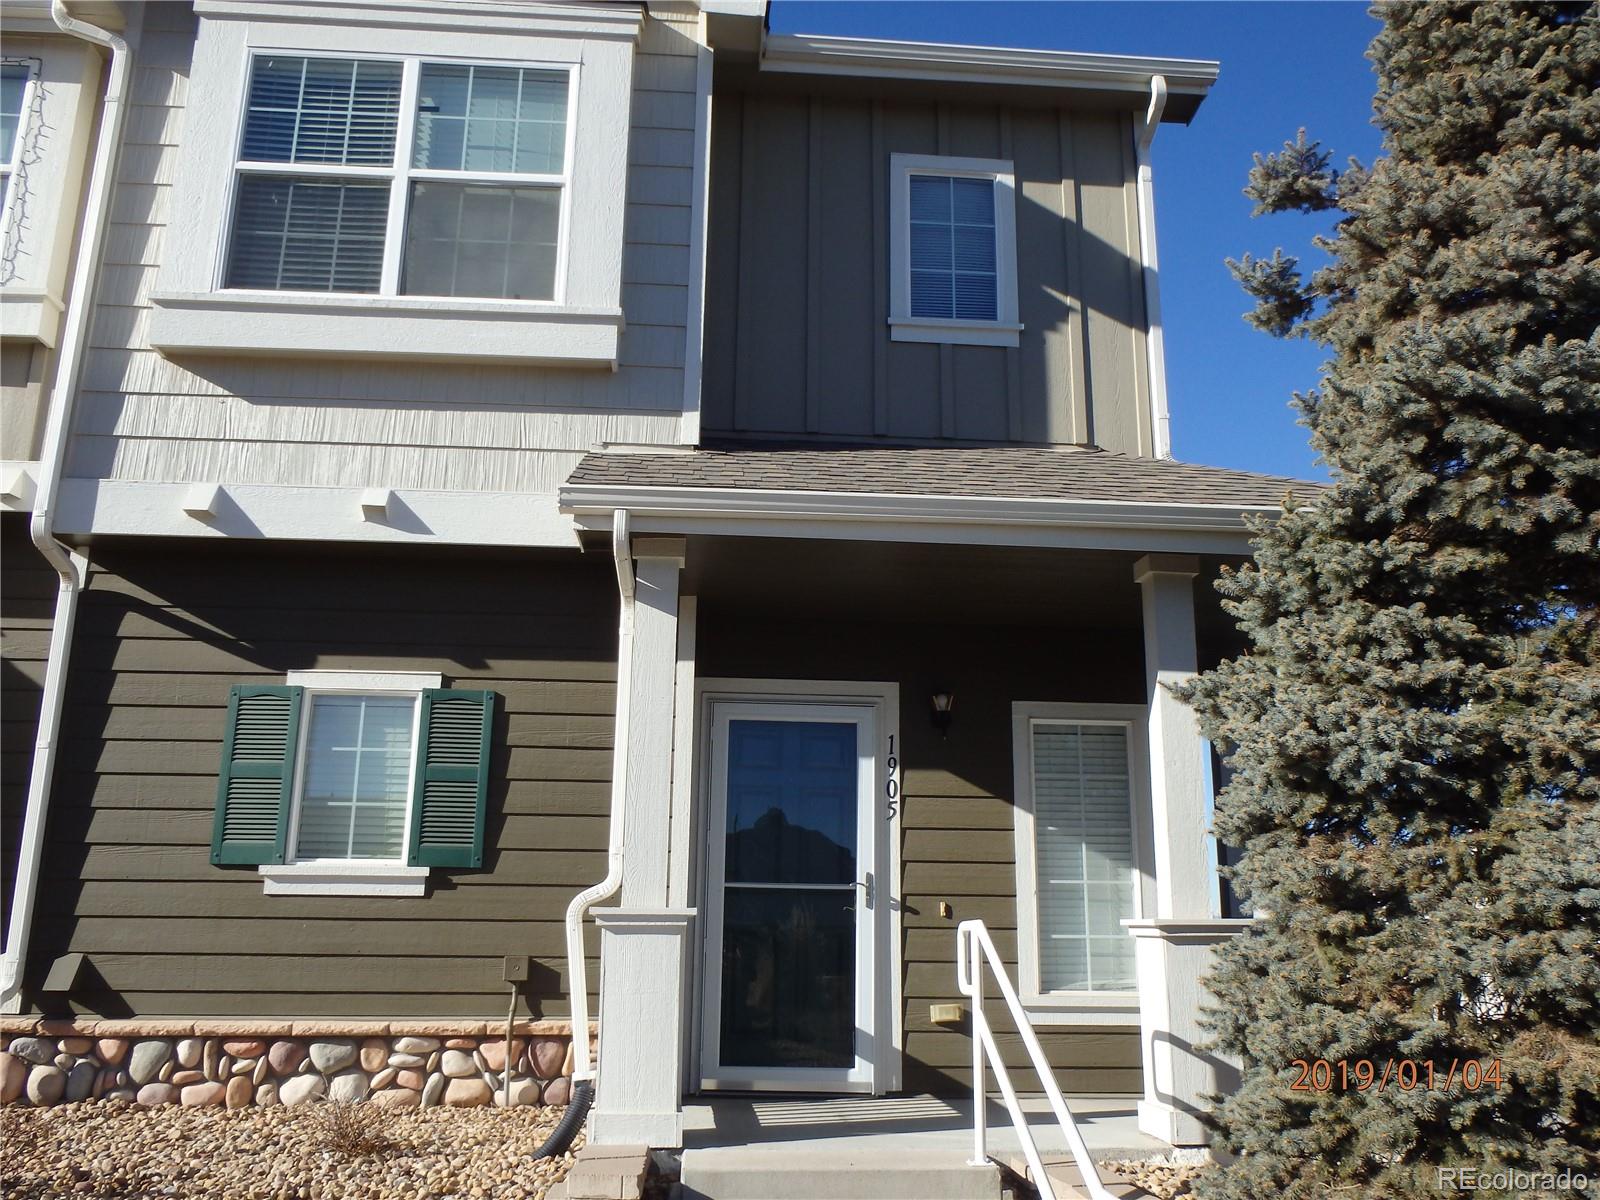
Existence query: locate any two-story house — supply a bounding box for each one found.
[2,0,1315,1188]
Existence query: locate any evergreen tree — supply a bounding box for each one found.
[1183,4,1600,1196]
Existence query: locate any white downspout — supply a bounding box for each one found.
[1134,75,1171,459]
[0,1,130,1014]
[563,511,635,1082]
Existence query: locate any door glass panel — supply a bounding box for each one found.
[724,720,856,885]
[720,887,855,1068]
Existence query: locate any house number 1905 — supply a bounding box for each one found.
[885,733,900,820]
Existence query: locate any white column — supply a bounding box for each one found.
[591,536,695,1148]
[1128,553,1249,1146]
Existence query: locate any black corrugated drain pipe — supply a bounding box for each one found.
[531,1080,594,1159]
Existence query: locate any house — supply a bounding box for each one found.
[1,0,1310,1188]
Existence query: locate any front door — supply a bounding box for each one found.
[700,700,880,1091]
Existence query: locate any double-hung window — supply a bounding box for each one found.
[224,54,571,301]
[212,671,497,896]
[888,153,1021,347]
[1,61,35,206]
[1012,703,1148,1020]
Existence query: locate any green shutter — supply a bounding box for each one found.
[408,689,496,869]
[211,685,302,865]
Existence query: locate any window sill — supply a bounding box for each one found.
[1,289,66,347]
[887,316,1022,348]
[260,862,428,897]
[1023,991,1141,1027]
[148,290,624,367]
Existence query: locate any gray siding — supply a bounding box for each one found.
[1,516,55,941]
[63,3,702,497]
[27,540,617,1019]
[696,608,1146,1095]
[702,91,1153,455]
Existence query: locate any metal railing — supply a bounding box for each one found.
[955,919,1119,1200]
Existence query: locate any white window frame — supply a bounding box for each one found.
[0,57,39,215]
[220,51,578,302]
[1011,701,1151,1026]
[888,153,1022,348]
[258,669,442,896]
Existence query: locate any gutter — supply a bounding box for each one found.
[561,511,635,1083]
[1135,76,1172,459]
[1,0,130,1014]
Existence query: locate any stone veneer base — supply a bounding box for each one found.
[0,1020,591,1111]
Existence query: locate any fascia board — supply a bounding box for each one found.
[193,0,644,39]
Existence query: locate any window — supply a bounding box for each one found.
[211,671,497,896]
[1,61,35,205]
[889,154,1020,347]
[1012,703,1148,1021]
[224,54,570,301]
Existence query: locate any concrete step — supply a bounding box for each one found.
[1001,1153,1152,1200]
[678,1148,1004,1200]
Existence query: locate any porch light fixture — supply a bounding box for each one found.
[930,691,956,739]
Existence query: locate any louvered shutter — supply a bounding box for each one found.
[211,685,303,865]
[408,689,496,868]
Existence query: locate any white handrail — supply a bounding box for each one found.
[956,919,1119,1200]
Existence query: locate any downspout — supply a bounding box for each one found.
[1134,75,1171,459]
[0,1,130,1014]
[535,512,633,1155]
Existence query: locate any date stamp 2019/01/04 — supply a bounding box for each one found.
[1289,1058,1506,1094]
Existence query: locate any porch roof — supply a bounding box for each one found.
[564,443,1321,509]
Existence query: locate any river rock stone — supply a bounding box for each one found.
[26,1065,65,1105]
[94,1067,116,1099]
[530,1038,565,1079]
[359,1039,387,1072]
[1,1053,26,1103]
[203,1041,223,1081]
[135,1082,177,1106]
[180,1081,226,1107]
[171,1070,205,1086]
[128,1041,171,1086]
[279,1074,325,1106]
[371,1086,420,1109]
[395,1068,425,1090]
[95,1039,128,1066]
[371,1067,397,1090]
[9,1038,53,1066]
[496,1078,540,1107]
[391,1036,439,1054]
[426,1051,442,1073]
[328,1070,368,1103]
[543,1077,571,1106]
[59,1037,93,1056]
[267,1041,305,1075]
[65,1061,96,1102]
[478,1039,524,1073]
[444,1038,476,1050]
[256,1082,279,1106]
[444,1077,491,1107]
[231,1057,255,1076]
[158,1061,176,1083]
[440,1049,477,1078]
[175,1038,203,1068]
[308,1040,358,1074]
[223,1040,266,1059]
[225,1075,253,1109]
[387,1053,425,1069]
[421,1072,445,1108]
[53,1052,74,1069]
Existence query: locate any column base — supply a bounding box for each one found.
[1137,1097,1211,1147]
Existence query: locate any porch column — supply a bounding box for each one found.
[591,536,695,1148]
[1128,554,1247,1146]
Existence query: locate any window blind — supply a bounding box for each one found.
[413,64,567,175]
[295,694,415,861]
[241,56,401,166]
[1032,722,1137,992]
[908,174,999,321]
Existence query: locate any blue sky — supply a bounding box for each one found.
[768,2,1387,481]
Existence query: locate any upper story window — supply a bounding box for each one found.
[225,54,571,301]
[888,154,1020,348]
[0,62,33,194]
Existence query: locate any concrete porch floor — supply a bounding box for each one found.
[675,1094,1173,1200]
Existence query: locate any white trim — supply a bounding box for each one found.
[285,669,443,690]
[259,861,428,896]
[194,0,644,40]
[0,461,38,512]
[760,33,1218,100]
[678,31,713,445]
[693,679,902,1096]
[1011,701,1152,1025]
[0,57,40,225]
[888,153,1020,347]
[1134,77,1173,459]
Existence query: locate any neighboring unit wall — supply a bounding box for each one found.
[57,3,703,542]
[0,515,55,941]
[701,90,1152,454]
[696,608,1147,1095]
[25,538,616,1019]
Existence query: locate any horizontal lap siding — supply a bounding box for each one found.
[696,609,1144,1096]
[29,539,618,1019]
[2,515,57,940]
[65,4,699,495]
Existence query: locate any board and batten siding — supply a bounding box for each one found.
[695,608,1147,1095]
[62,2,702,499]
[26,539,617,1019]
[701,90,1153,456]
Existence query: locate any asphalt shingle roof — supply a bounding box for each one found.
[565,444,1324,509]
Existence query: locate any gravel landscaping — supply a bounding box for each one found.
[0,1100,583,1200]
[1101,1158,1209,1198]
